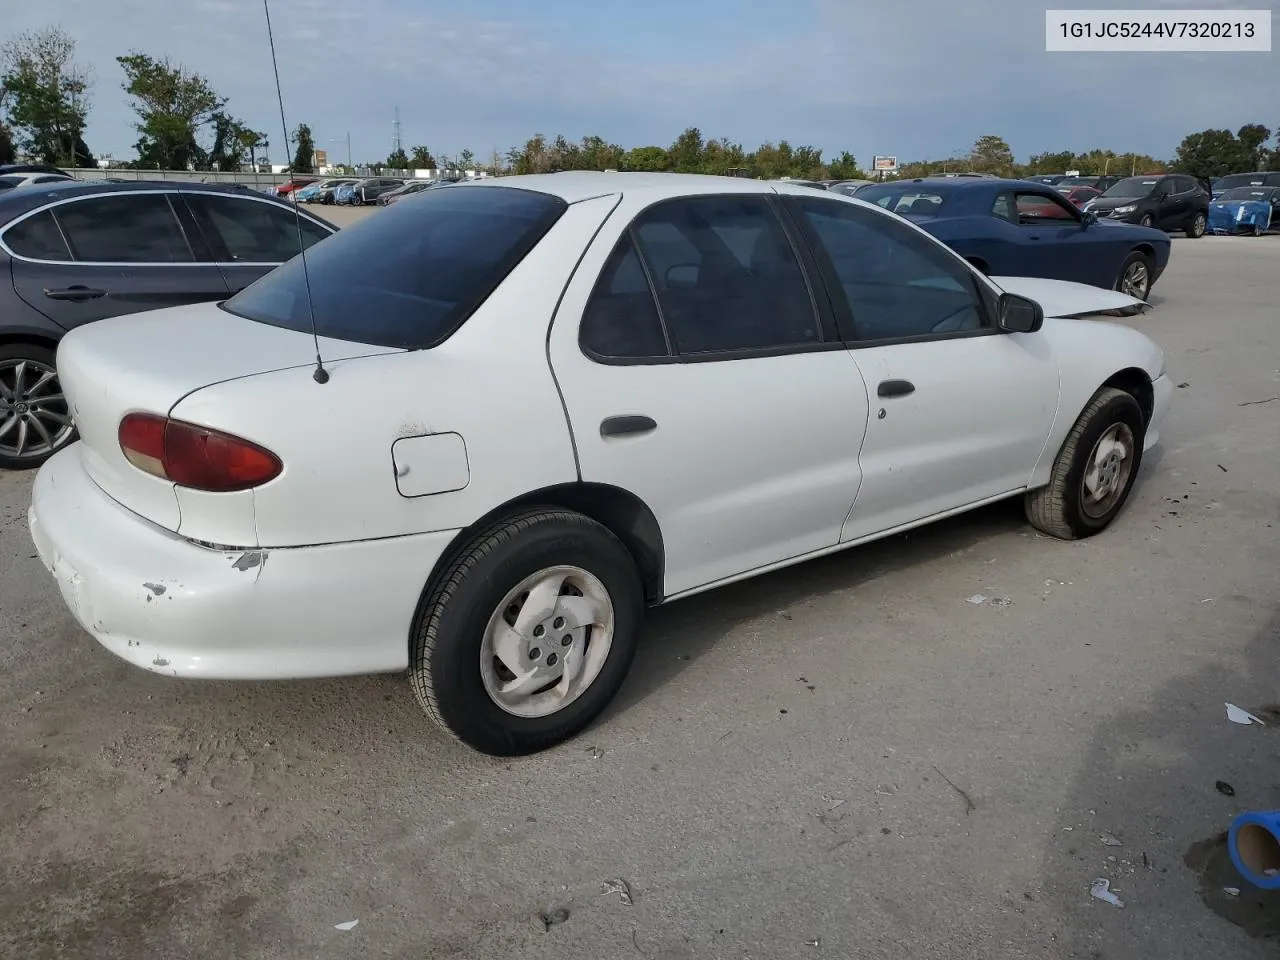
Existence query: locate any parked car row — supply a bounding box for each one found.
[25,172,1169,756]
[0,180,336,469]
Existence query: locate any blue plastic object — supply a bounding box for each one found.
[1228,811,1280,889]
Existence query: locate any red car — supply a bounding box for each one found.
[273,176,320,199]
[1056,185,1102,208]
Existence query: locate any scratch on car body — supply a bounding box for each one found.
[142,582,167,596]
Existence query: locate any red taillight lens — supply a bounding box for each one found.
[118,413,282,492]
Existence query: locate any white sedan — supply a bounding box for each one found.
[27,173,1172,755]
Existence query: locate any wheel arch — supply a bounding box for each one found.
[0,330,63,354]
[1102,367,1154,425]
[424,481,666,614]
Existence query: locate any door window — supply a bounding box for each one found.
[792,197,989,342]
[185,194,332,263]
[3,209,73,261]
[990,193,1015,222]
[580,235,670,359]
[52,194,194,262]
[1013,191,1078,222]
[630,196,820,355]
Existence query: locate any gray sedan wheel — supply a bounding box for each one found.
[0,343,76,471]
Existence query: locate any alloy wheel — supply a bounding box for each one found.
[0,358,74,464]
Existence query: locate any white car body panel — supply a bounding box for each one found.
[990,276,1145,317]
[841,332,1059,541]
[28,171,1173,681]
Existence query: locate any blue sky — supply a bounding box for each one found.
[8,0,1279,166]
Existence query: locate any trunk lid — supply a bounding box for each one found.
[990,276,1145,318]
[56,301,401,531]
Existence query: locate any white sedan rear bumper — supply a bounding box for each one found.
[28,447,458,680]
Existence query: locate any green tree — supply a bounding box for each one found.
[409,144,436,168]
[118,52,225,169]
[1173,128,1248,179]
[386,147,409,169]
[206,111,262,172]
[667,126,704,173]
[290,122,315,173]
[969,134,1015,176]
[458,148,475,170]
[622,145,669,171]
[827,151,861,180]
[1235,124,1271,170]
[1026,150,1075,175]
[1,26,92,166]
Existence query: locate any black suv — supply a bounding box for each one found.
[0,180,337,469]
[1082,174,1209,237]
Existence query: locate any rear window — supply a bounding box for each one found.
[1215,174,1270,191]
[222,185,567,349]
[853,184,951,217]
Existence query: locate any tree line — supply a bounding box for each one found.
[3,25,1279,182]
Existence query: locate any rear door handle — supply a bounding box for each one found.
[44,286,107,301]
[877,379,915,398]
[600,415,657,438]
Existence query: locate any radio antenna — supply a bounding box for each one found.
[262,0,329,384]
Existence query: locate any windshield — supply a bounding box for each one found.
[1055,177,1097,187]
[1215,174,1269,191]
[1217,187,1274,202]
[1102,177,1162,198]
[223,185,567,349]
[852,184,951,216]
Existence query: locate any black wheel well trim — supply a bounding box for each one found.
[0,331,62,353]
[1102,367,1154,425]
[411,481,667,658]
[1130,243,1156,260]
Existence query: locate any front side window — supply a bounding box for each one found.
[4,209,73,260]
[1013,192,1078,222]
[630,196,820,355]
[224,185,566,349]
[185,194,331,263]
[792,197,988,342]
[52,194,194,262]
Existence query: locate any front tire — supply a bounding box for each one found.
[409,508,644,756]
[1114,250,1153,301]
[1025,387,1146,540]
[1185,210,1207,238]
[0,342,77,471]
[1139,213,1155,228]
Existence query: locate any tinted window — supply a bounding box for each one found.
[794,198,987,341]
[1102,177,1161,198]
[4,209,73,260]
[631,196,819,354]
[53,194,194,262]
[33,175,71,184]
[0,176,22,189]
[223,185,566,349]
[186,194,331,262]
[580,236,669,359]
[1014,192,1077,221]
[990,194,1015,221]
[854,184,950,216]
[1215,174,1270,191]
[1219,187,1276,202]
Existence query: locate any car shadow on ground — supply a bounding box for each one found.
[1036,605,1280,959]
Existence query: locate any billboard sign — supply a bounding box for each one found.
[872,155,898,172]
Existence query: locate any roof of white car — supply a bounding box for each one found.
[461,171,801,204]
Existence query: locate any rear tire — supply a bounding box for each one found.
[1185,210,1207,238]
[0,342,77,471]
[1025,387,1146,540]
[409,507,644,756]
[1114,250,1153,301]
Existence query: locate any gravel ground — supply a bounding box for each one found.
[1,235,1278,960]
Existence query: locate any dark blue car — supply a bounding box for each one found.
[854,177,1172,301]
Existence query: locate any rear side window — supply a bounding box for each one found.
[4,210,73,260]
[223,185,567,349]
[54,194,194,262]
[580,235,669,359]
[185,193,332,263]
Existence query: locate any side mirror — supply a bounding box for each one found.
[997,292,1044,334]
[1081,210,1098,228]
[666,264,699,288]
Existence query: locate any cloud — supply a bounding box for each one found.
[5,0,1277,166]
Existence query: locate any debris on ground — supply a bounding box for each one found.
[585,745,604,760]
[967,595,987,605]
[603,878,634,905]
[1100,832,1123,847]
[1216,781,1236,797]
[804,937,821,947]
[1090,878,1125,908]
[1226,703,1265,726]
[539,906,570,930]
[1224,887,1241,897]
[334,920,358,931]
[990,597,1012,607]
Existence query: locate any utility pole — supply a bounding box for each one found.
[392,107,402,157]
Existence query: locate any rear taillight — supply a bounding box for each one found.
[118,413,282,492]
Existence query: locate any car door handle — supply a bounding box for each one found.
[600,415,657,438]
[877,379,915,398]
[44,286,107,301]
